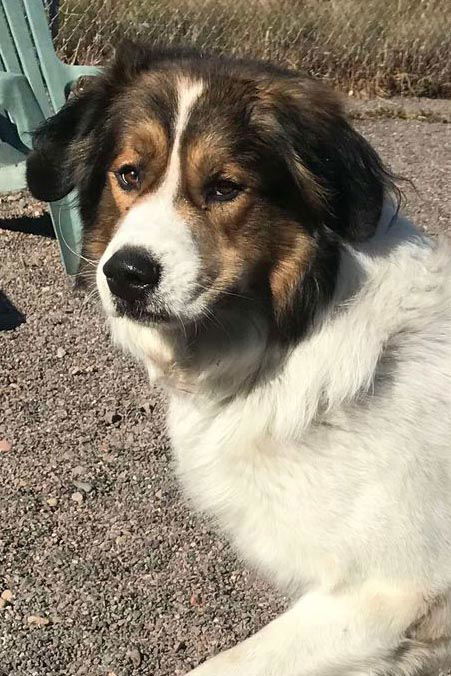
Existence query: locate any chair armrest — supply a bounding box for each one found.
[0,72,44,149]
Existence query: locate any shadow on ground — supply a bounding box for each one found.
[0,214,54,238]
[0,290,25,331]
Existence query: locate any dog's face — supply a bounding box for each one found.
[27,44,394,343]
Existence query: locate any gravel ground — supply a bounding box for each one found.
[0,114,450,676]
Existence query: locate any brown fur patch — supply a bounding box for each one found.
[84,188,121,261]
[269,223,315,315]
[111,119,169,203]
[85,119,170,261]
[178,131,317,315]
[177,134,265,295]
[252,77,341,211]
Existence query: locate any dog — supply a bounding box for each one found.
[26,43,451,675]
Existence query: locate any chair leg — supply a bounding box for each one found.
[48,191,83,276]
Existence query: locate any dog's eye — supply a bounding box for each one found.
[205,179,242,204]
[116,164,141,191]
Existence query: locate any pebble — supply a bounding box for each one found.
[190,592,202,607]
[56,347,66,358]
[1,589,14,603]
[139,402,154,415]
[71,465,86,477]
[127,648,142,667]
[0,438,12,452]
[98,440,110,453]
[46,497,58,507]
[104,410,122,425]
[71,491,84,504]
[27,615,50,627]
[73,480,93,493]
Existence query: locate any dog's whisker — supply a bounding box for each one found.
[55,208,97,268]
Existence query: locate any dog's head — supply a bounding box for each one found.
[27,43,396,344]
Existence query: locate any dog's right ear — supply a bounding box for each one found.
[26,90,99,202]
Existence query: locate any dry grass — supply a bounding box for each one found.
[52,0,450,97]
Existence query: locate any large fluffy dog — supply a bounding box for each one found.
[26,43,451,675]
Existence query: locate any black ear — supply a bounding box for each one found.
[315,119,396,241]
[26,92,97,202]
[256,77,397,242]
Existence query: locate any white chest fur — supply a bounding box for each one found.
[168,352,451,597]
[165,222,451,596]
[167,393,342,592]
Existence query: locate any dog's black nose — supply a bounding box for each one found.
[103,247,161,303]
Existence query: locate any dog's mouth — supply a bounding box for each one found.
[114,298,173,325]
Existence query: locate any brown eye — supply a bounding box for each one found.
[116,164,141,191]
[205,178,243,204]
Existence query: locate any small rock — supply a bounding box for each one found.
[46,497,58,507]
[27,615,50,627]
[115,534,128,546]
[139,402,154,415]
[127,648,142,667]
[104,411,122,425]
[0,599,6,610]
[190,592,202,607]
[174,640,187,653]
[71,367,82,375]
[1,590,14,603]
[71,465,86,477]
[73,480,92,493]
[98,440,109,453]
[0,439,12,453]
[71,491,84,504]
[56,347,66,358]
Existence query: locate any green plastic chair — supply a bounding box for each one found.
[0,0,100,275]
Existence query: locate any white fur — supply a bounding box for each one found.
[97,78,204,319]
[100,203,451,675]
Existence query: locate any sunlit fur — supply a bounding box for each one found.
[26,44,451,676]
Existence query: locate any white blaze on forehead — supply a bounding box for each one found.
[157,77,204,201]
[97,77,205,318]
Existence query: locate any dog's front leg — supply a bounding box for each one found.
[188,583,424,676]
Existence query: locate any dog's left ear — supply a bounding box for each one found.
[255,76,397,241]
[315,115,394,241]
